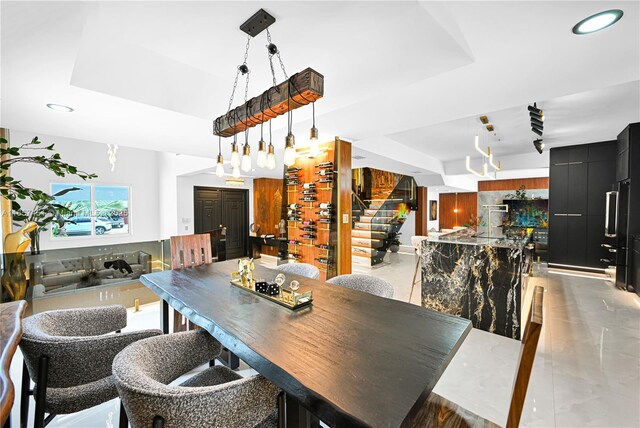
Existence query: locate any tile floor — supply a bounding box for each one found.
[8,253,640,427]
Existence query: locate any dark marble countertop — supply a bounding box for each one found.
[425,232,530,249]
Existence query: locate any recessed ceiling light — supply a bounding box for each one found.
[572,9,623,35]
[46,103,74,112]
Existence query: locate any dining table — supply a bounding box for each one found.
[140,260,472,428]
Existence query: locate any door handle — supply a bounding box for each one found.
[567,214,582,217]
[554,214,568,216]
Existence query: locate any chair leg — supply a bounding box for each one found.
[119,400,128,428]
[33,356,49,428]
[409,256,420,303]
[20,361,31,428]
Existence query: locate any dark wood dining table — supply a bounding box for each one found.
[140,260,471,428]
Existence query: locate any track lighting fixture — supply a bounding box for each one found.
[529,103,545,137]
[533,139,545,154]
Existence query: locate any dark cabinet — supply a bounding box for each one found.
[549,215,568,264]
[567,163,588,215]
[587,160,616,216]
[549,141,616,269]
[617,126,630,182]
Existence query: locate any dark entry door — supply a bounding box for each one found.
[222,190,248,259]
[194,187,248,260]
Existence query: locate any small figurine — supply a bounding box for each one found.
[237,258,255,287]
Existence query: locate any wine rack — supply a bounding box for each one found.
[283,143,339,280]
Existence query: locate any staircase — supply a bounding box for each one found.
[351,169,417,266]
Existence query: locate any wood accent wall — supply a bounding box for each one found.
[439,192,478,229]
[478,177,549,192]
[415,187,428,236]
[253,178,284,256]
[336,138,352,275]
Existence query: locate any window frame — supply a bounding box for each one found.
[49,182,132,240]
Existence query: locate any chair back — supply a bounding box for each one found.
[276,262,320,280]
[506,285,544,428]
[327,274,394,298]
[170,234,212,270]
[410,236,428,255]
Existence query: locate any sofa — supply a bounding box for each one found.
[29,251,152,296]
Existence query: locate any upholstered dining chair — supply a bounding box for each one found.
[113,329,280,428]
[327,274,394,298]
[410,285,545,428]
[276,262,321,280]
[170,234,212,332]
[19,305,162,428]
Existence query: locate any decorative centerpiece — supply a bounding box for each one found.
[230,259,313,309]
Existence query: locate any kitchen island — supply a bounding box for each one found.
[421,230,531,340]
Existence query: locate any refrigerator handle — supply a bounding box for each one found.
[605,190,618,238]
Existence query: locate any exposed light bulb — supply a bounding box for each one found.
[256,140,267,168]
[241,143,251,172]
[308,127,320,158]
[266,143,276,170]
[284,133,296,167]
[230,142,240,168]
[232,165,241,178]
[215,154,224,177]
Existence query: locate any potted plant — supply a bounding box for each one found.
[1,136,97,254]
[388,233,402,253]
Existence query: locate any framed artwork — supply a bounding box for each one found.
[429,200,438,221]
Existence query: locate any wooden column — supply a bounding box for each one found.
[415,186,428,236]
[336,138,352,275]
[0,128,12,243]
[253,178,284,256]
[439,192,478,229]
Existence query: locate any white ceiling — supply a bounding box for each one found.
[1,1,639,182]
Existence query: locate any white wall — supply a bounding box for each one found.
[399,211,415,245]
[427,188,440,231]
[10,130,161,250]
[175,174,254,236]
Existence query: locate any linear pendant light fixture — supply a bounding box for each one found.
[466,117,502,179]
[212,9,324,173]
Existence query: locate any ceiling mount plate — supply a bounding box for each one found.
[240,9,276,37]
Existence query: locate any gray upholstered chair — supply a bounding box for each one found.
[19,305,162,428]
[276,262,320,280]
[327,274,394,298]
[113,329,280,428]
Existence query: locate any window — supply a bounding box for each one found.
[51,184,130,238]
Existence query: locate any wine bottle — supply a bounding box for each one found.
[315,244,331,250]
[287,167,302,173]
[288,253,302,260]
[315,162,333,168]
[318,203,333,209]
[316,210,332,217]
[317,218,332,224]
[315,169,333,176]
[301,233,316,239]
[302,190,317,196]
[289,204,302,209]
[287,210,302,216]
[288,240,301,245]
[287,180,302,186]
[301,220,316,225]
[316,177,333,183]
[288,216,301,222]
[300,196,317,202]
[315,258,331,265]
[301,227,317,233]
[302,183,316,189]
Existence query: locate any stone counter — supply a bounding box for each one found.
[421,233,530,339]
